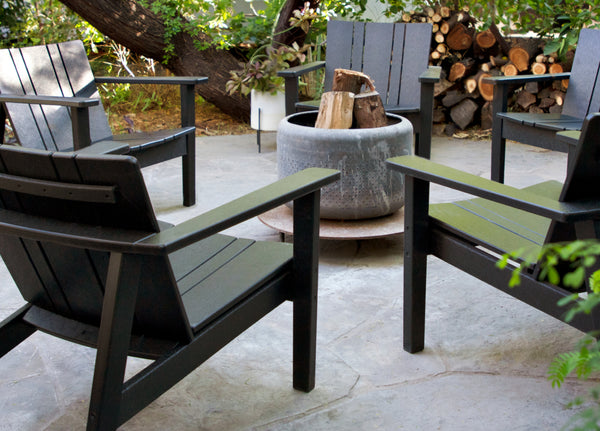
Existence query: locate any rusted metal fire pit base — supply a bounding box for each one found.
[258,205,404,240]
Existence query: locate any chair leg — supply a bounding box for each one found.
[87,253,142,431]
[182,133,196,207]
[292,191,320,392]
[491,124,506,184]
[403,176,429,353]
[490,84,509,183]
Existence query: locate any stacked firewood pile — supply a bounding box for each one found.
[402,6,573,135]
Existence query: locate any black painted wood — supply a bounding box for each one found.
[278,21,441,158]
[484,29,600,183]
[0,40,207,206]
[0,144,340,430]
[387,113,600,354]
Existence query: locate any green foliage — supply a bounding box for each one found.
[225,43,306,95]
[499,239,600,430]
[1,0,104,48]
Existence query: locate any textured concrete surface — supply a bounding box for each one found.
[0,132,596,430]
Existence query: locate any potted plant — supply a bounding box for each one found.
[226,43,306,131]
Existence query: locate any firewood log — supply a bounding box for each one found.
[475,30,496,49]
[508,39,540,72]
[446,23,474,51]
[353,91,387,129]
[332,69,375,93]
[450,98,479,129]
[530,62,547,75]
[448,58,476,82]
[315,91,354,129]
[516,90,537,109]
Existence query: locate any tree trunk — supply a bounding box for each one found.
[273,0,320,47]
[59,0,311,121]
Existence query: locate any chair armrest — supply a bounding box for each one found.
[0,93,99,108]
[94,76,208,85]
[419,66,442,83]
[482,72,571,87]
[277,61,326,78]
[387,155,600,222]
[141,167,341,253]
[0,168,340,255]
[72,141,130,155]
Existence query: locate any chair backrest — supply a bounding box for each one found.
[0,145,190,342]
[561,29,600,119]
[542,113,600,244]
[0,41,112,151]
[323,21,432,110]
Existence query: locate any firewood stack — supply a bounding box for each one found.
[401,6,573,135]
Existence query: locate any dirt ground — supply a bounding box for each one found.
[107,101,253,136]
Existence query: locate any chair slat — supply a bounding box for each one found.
[181,240,293,331]
[398,23,432,109]
[561,29,600,118]
[322,20,354,91]
[362,23,394,103]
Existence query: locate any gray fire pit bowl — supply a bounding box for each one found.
[277,111,413,220]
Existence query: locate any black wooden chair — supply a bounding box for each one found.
[387,113,600,354]
[0,144,339,430]
[0,40,207,206]
[279,21,441,157]
[483,28,600,183]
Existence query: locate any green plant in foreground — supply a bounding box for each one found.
[498,240,600,430]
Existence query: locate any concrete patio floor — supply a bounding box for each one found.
[0,132,596,430]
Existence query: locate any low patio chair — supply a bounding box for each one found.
[0,40,206,206]
[278,20,441,157]
[387,113,600,353]
[0,144,339,430]
[483,28,600,183]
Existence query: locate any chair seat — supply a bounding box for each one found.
[498,112,583,130]
[170,234,293,332]
[430,180,562,257]
[109,127,195,152]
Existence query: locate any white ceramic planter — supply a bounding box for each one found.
[250,89,286,131]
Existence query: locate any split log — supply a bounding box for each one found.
[332,69,375,93]
[353,91,387,128]
[480,101,493,129]
[516,90,537,109]
[442,89,470,107]
[524,81,539,94]
[448,58,476,82]
[549,104,563,114]
[538,97,555,109]
[529,105,544,114]
[315,91,354,129]
[446,23,474,51]
[450,98,479,129]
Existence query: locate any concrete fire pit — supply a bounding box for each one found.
[277,111,413,220]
